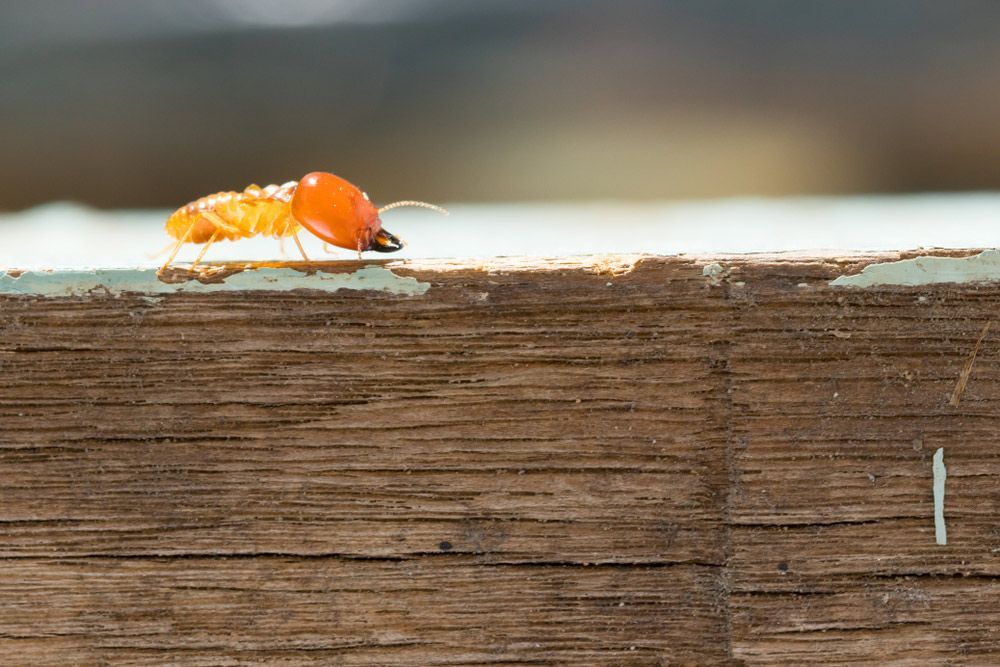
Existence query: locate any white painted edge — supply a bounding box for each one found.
[831,249,1000,287]
[8,248,1000,296]
[933,447,947,546]
[0,266,429,297]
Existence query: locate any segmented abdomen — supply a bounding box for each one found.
[165,181,301,244]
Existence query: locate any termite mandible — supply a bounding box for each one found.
[159,171,446,275]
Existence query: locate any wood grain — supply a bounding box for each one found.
[0,253,997,664]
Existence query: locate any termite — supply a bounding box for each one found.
[159,171,446,275]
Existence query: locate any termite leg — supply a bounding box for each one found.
[278,236,287,258]
[292,233,310,262]
[147,239,178,260]
[189,229,220,274]
[159,220,197,275]
[322,242,332,254]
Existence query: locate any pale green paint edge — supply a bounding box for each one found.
[831,249,1000,287]
[933,447,947,546]
[0,266,430,297]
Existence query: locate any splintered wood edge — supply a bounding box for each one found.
[0,248,995,296]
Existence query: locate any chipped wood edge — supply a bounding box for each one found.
[2,248,998,297]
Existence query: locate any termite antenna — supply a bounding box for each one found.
[378,200,449,216]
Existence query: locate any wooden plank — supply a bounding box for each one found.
[0,259,732,664]
[726,257,1000,663]
[0,558,726,665]
[0,253,998,663]
[0,263,728,563]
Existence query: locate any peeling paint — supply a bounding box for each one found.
[0,266,429,297]
[831,250,1000,287]
[933,447,947,546]
[702,262,724,278]
[702,262,729,286]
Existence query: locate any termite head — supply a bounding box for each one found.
[291,171,446,253]
[291,171,383,252]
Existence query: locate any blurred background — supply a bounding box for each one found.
[3,0,1000,211]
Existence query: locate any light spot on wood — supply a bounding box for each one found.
[933,447,947,546]
[703,262,729,286]
[702,263,724,278]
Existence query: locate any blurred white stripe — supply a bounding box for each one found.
[1,194,998,270]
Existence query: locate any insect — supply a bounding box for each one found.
[159,171,446,275]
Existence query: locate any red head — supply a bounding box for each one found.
[291,171,402,252]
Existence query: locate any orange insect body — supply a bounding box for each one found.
[166,181,300,245]
[160,171,445,274]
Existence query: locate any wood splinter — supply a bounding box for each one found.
[949,320,992,407]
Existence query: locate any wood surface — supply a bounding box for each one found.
[0,253,997,665]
